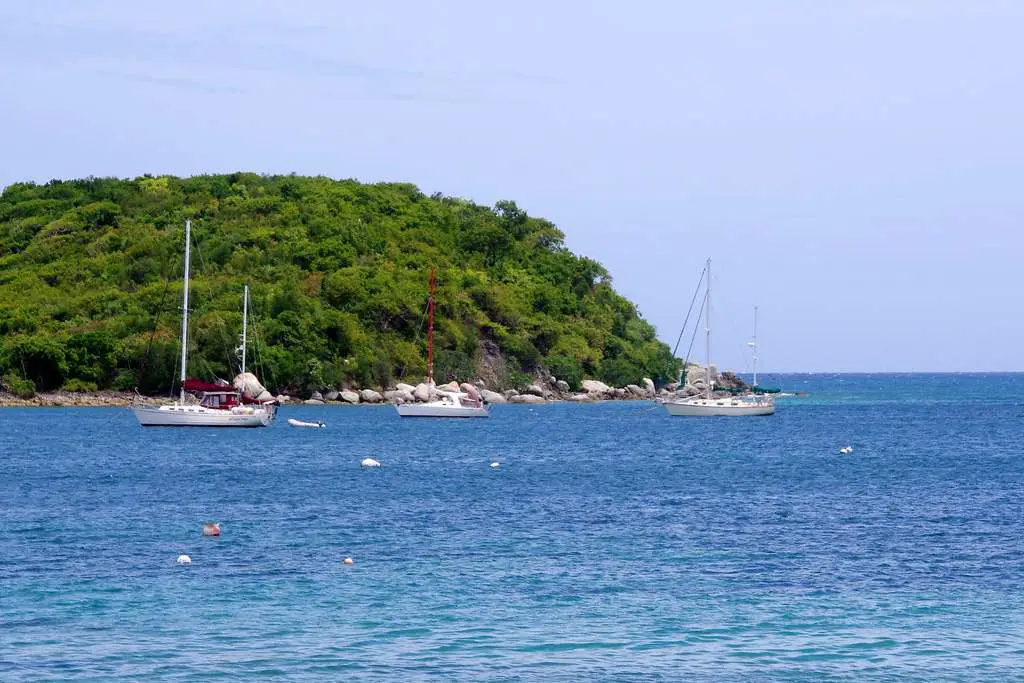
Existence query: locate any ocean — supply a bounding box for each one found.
[2,373,1023,680]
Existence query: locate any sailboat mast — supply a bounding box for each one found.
[427,269,436,386]
[241,285,248,375]
[752,305,759,387]
[705,258,712,398]
[179,219,191,404]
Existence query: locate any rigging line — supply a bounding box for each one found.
[671,264,707,359]
[189,227,236,377]
[396,279,433,383]
[137,249,177,391]
[682,292,707,372]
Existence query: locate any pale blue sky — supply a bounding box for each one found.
[2,1,1022,372]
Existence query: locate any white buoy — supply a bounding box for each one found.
[490,462,501,468]
[343,557,354,565]
[840,446,853,454]
[360,458,381,468]
[176,554,192,565]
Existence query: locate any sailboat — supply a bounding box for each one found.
[746,306,780,395]
[662,258,775,417]
[395,269,489,418]
[132,220,278,427]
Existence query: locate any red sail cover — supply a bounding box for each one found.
[181,378,233,393]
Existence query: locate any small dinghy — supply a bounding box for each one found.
[288,418,325,428]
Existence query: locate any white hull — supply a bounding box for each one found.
[663,398,775,417]
[395,402,489,418]
[133,404,273,427]
[288,418,325,428]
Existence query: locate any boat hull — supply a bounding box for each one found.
[662,398,775,417]
[395,403,489,418]
[133,404,273,427]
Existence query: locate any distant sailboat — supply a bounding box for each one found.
[663,259,775,417]
[395,269,489,418]
[746,305,780,395]
[132,221,278,427]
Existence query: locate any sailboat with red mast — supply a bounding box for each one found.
[395,269,489,418]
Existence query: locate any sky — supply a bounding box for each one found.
[1,1,1022,372]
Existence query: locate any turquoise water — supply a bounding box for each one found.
[2,373,1023,680]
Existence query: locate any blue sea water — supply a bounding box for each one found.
[2,373,1024,681]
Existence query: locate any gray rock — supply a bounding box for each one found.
[524,384,545,397]
[310,390,324,402]
[510,393,546,404]
[642,377,655,394]
[480,389,507,404]
[276,394,291,403]
[503,389,519,399]
[324,389,340,401]
[303,398,325,405]
[580,379,610,394]
[339,389,360,404]
[626,384,645,396]
[359,389,383,404]
[555,380,570,393]
[612,388,626,399]
[568,392,597,402]
[395,383,416,393]
[438,381,460,393]
[384,389,413,404]
[413,383,432,402]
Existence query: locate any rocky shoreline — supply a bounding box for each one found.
[0,364,747,408]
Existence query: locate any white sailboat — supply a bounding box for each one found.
[663,258,775,417]
[132,221,277,427]
[395,269,489,418]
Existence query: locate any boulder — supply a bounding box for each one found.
[384,389,412,404]
[510,393,546,404]
[396,383,416,393]
[310,390,324,402]
[233,372,268,400]
[359,389,383,403]
[438,381,460,393]
[642,377,655,394]
[580,379,610,394]
[303,398,325,405]
[503,389,519,399]
[612,388,626,399]
[568,393,596,402]
[524,384,545,397]
[413,383,432,402]
[276,394,291,403]
[626,384,645,397]
[555,380,570,393]
[480,389,507,404]
[339,389,360,404]
[324,389,340,401]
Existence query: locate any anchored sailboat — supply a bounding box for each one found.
[132,221,277,427]
[395,269,489,418]
[662,259,775,417]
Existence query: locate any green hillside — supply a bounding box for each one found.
[0,173,678,396]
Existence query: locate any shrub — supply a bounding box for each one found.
[62,378,98,393]
[545,354,582,391]
[2,372,35,398]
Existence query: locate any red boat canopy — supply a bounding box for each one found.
[181,378,234,394]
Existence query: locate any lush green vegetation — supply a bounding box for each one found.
[0,174,679,395]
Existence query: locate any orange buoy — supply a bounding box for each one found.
[202,522,221,537]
